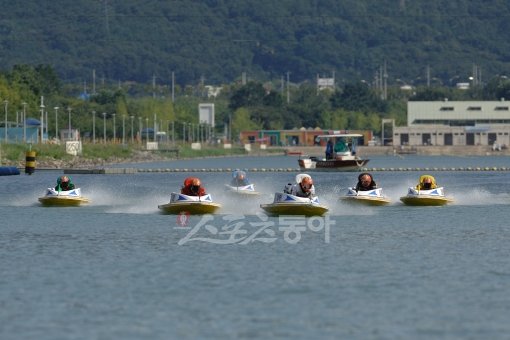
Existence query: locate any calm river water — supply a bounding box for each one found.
[1,155,510,339]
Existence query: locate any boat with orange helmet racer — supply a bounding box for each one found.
[158,177,221,214]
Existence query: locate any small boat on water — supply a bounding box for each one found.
[225,170,260,196]
[158,192,221,215]
[224,183,260,196]
[260,192,328,216]
[38,188,90,206]
[341,187,391,206]
[400,187,453,206]
[298,134,369,172]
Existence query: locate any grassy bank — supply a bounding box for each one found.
[0,143,284,166]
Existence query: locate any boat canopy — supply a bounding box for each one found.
[317,134,363,138]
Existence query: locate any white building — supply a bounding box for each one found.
[393,99,510,147]
[198,103,215,127]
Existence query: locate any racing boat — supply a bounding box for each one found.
[224,183,260,196]
[225,170,260,196]
[38,188,90,206]
[298,134,369,172]
[158,192,221,214]
[260,192,328,216]
[341,187,391,206]
[400,187,453,206]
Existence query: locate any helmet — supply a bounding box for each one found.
[192,178,201,186]
[421,175,434,189]
[358,172,372,182]
[301,176,313,191]
[61,176,69,183]
[238,173,245,180]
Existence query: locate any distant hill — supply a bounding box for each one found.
[1,0,510,86]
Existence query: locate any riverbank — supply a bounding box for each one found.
[3,143,509,170]
[0,143,285,169]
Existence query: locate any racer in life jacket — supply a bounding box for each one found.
[230,170,250,187]
[286,175,316,198]
[55,175,75,191]
[181,177,206,196]
[355,173,377,191]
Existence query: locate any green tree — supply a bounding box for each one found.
[331,83,387,113]
[232,107,260,140]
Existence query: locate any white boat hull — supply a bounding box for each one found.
[224,184,260,196]
[38,188,90,206]
[341,188,391,206]
[260,193,328,216]
[158,192,221,214]
[400,187,453,206]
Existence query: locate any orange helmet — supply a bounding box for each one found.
[192,178,201,186]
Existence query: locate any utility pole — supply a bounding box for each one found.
[22,102,27,142]
[152,74,156,99]
[172,121,175,145]
[54,107,59,140]
[112,113,116,142]
[67,107,72,140]
[383,61,388,100]
[102,112,107,144]
[426,65,431,87]
[40,97,45,143]
[3,100,8,143]
[122,115,125,144]
[171,71,175,102]
[92,69,96,95]
[138,116,142,143]
[92,110,96,144]
[286,72,290,104]
[130,115,134,143]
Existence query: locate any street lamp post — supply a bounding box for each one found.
[138,117,142,143]
[92,111,96,144]
[22,102,27,142]
[122,115,125,145]
[67,107,72,140]
[54,107,59,141]
[45,109,48,139]
[102,112,107,144]
[130,115,134,143]
[172,121,175,145]
[145,117,149,143]
[4,100,8,143]
[153,112,157,143]
[112,113,116,143]
[40,99,45,143]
